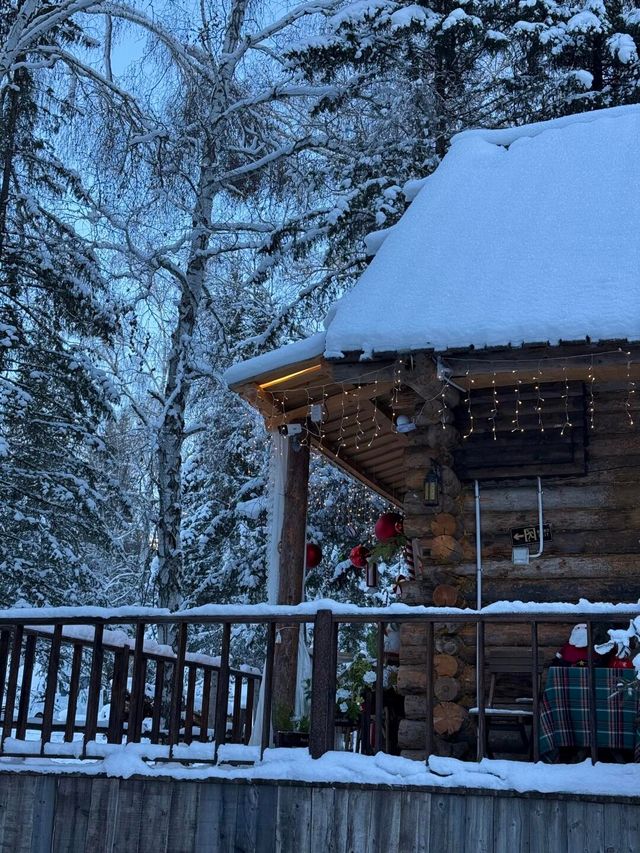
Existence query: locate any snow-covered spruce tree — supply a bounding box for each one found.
[509,0,640,116]
[0,2,128,606]
[285,0,518,262]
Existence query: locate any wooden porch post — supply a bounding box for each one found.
[272,434,310,732]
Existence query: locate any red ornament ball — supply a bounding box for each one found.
[305,543,322,569]
[374,512,404,542]
[349,544,370,568]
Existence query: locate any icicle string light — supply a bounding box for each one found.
[511,371,524,433]
[463,370,475,439]
[561,366,572,436]
[489,372,499,441]
[587,357,595,430]
[625,350,636,426]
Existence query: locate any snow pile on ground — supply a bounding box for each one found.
[1,746,639,798]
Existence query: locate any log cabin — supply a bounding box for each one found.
[225,103,640,759]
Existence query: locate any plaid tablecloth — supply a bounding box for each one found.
[538,666,640,761]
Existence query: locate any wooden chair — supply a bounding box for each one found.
[470,647,544,758]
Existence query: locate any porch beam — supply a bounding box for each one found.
[272,435,310,732]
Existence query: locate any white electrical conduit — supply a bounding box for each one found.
[531,477,545,558]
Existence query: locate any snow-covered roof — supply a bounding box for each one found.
[326,104,640,356]
[224,332,325,388]
[225,105,640,386]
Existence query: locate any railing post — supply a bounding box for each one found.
[476,619,486,761]
[425,620,434,761]
[213,622,231,763]
[128,623,146,743]
[108,646,129,744]
[310,609,337,759]
[168,623,188,755]
[261,622,276,758]
[587,620,598,764]
[83,623,104,755]
[16,634,36,740]
[531,621,540,762]
[199,669,212,743]
[2,625,24,747]
[40,624,62,753]
[244,678,256,745]
[374,621,385,753]
[65,643,83,743]
[151,659,164,743]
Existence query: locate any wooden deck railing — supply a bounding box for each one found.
[0,616,261,760]
[0,605,637,764]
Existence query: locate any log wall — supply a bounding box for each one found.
[1,771,639,853]
[398,380,640,757]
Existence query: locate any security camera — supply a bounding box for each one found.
[278,423,303,437]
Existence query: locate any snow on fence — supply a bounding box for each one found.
[0,602,637,765]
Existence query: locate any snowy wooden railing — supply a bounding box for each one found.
[0,603,637,764]
[0,612,262,760]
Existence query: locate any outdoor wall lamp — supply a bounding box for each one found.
[423,465,440,505]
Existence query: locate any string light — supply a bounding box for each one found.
[489,372,499,441]
[440,380,447,430]
[511,371,524,433]
[534,366,545,433]
[463,371,475,440]
[354,385,365,451]
[561,366,572,436]
[366,379,382,448]
[587,357,595,430]
[625,350,636,426]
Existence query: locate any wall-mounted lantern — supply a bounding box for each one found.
[423,465,440,506]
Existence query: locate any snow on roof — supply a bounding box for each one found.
[325,104,640,356]
[223,332,325,388]
[224,106,640,386]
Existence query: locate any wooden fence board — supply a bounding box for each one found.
[368,789,402,853]
[566,800,604,853]
[254,783,278,853]
[193,782,223,853]
[276,785,312,853]
[84,778,120,853]
[616,803,640,853]
[534,799,568,853]
[235,782,260,853]
[52,776,91,852]
[344,789,373,853]
[464,794,494,853]
[112,778,144,853]
[494,795,530,853]
[218,778,240,852]
[310,787,336,852]
[30,776,56,853]
[398,791,430,853]
[138,779,171,853]
[429,792,467,853]
[167,781,200,853]
[0,774,37,853]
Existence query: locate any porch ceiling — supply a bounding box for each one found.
[230,355,412,505]
[229,341,640,505]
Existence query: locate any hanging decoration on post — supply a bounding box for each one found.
[305,542,322,570]
[374,512,404,542]
[349,544,370,568]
